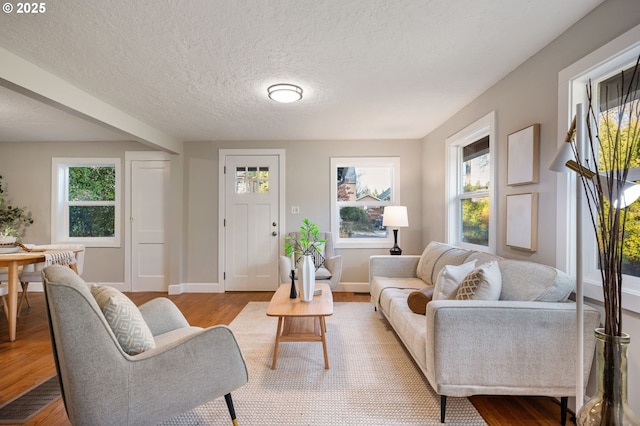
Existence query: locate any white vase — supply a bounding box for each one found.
[298,254,315,302]
[0,236,17,244]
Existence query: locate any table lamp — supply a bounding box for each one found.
[382,206,408,255]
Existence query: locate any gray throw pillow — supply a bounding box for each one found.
[91,284,156,355]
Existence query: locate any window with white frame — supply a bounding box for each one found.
[51,158,121,247]
[557,24,640,312]
[330,157,400,248]
[446,111,496,253]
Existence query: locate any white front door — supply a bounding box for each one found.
[224,155,280,291]
[131,160,169,291]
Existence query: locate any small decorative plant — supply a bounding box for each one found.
[284,218,326,258]
[0,175,33,241]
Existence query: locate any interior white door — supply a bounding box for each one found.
[224,155,280,291]
[131,160,169,291]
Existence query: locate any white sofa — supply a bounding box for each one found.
[369,241,601,424]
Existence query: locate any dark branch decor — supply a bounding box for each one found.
[563,56,640,425]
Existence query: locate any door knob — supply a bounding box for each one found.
[272,222,277,226]
[272,231,278,236]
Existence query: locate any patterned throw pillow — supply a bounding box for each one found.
[297,243,326,271]
[90,284,156,355]
[455,261,502,300]
[432,260,477,300]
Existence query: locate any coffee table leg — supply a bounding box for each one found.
[271,316,283,370]
[320,317,329,369]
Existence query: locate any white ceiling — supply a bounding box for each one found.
[0,0,604,144]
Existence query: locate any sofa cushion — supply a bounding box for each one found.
[378,287,415,316]
[416,241,473,285]
[90,284,156,355]
[371,276,426,309]
[455,261,502,300]
[407,286,435,315]
[388,296,428,371]
[498,259,574,302]
[432,260,477,300]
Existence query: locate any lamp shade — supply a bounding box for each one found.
[382,206,408,227]
[604,178,640,209]
[548,141,574,173]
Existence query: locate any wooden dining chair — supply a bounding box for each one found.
[0,283,8,321]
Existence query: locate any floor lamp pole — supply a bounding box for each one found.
[575,102,585,412]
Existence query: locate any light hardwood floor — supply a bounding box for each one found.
[0,291,572,426]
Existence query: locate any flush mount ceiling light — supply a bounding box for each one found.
[267,83,303,103]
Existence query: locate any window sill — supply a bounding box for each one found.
[583,279,640,315]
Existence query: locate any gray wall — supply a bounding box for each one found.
[421,0,640,413]
[184,139,423,284]
[0,141,150,283]
[0,139,421,285]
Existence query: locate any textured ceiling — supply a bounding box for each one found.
[0,0,604,143]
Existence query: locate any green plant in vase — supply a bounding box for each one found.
[284,219,326,302]
[284,218,326,261]
[0,175,33,243]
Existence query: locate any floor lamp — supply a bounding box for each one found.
[550,104,640,413]
[549,103,586,411]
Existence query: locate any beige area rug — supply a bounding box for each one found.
[163,302,487,426]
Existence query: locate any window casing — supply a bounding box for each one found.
[446,111,496,253]
[330,157,400,249]
[52,158,121,247]
[557,24,640,313]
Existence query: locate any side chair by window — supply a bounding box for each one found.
[279,231,343,289]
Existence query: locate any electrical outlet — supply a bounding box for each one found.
[291,206,300,214]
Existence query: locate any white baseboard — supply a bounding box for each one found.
[25,282,44,292]
[26,281,369,295]
[168,281,370,294]
[333,282,370,293]
[168,282,224,295]
[24,282,126,292]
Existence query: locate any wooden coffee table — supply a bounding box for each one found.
[266,282,333,369]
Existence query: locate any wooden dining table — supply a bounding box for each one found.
[0,251,78,342]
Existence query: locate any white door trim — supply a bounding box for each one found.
[124,151,173,291]
[218,149,286,292]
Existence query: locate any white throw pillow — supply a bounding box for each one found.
[432,260,477,300]
[455,261,502,301]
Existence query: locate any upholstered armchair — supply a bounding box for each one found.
[42,265,248,426]
[279,231,343,289]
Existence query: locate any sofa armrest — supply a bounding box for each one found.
[138,297,190,336]
[369,255,420,282]
[425,300,601,397]
[324,255,343,287]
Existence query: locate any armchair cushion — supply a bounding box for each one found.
[90,284,156,355]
